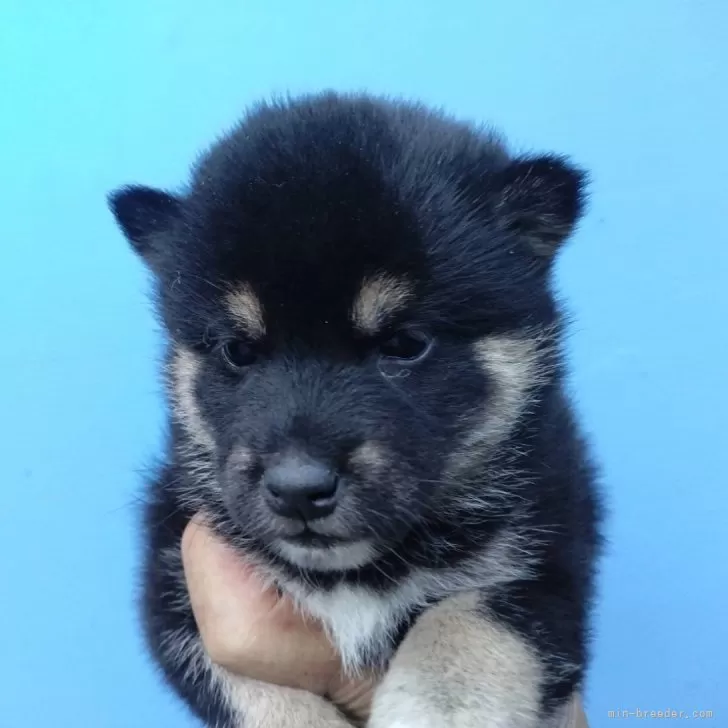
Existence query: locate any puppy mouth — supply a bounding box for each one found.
[274,533,376,571]
[283,529,345,548]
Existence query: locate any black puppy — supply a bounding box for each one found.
[109,91,603,728]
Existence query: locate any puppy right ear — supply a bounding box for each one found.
[107,185,182,264]
[491,155,588,261]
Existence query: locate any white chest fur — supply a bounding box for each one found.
[286,581,411,672]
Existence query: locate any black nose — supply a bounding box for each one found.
[263,453,339,521]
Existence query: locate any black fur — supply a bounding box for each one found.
[110,91,603,726]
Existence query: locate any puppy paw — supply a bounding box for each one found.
[367,592,542,728]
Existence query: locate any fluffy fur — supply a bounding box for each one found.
[109,91,603,727]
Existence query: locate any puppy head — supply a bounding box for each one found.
[109,93,586,571]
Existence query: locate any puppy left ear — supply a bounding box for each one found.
[107,185,182,265]
[492,155,588,259]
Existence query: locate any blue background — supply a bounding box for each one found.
[1,2,726,726]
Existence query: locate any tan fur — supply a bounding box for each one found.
[473,330,553,444]
[169,346,216,453]
[225,284,266,338]
[349,441,389,472]
[368,592,544,728]
[351,274,413,334]
[448,329,554,477]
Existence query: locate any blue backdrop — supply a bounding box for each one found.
[1,2,726,726]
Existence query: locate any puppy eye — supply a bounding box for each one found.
[221,339,257,370]
[378,329,432,362]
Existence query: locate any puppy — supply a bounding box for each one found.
[109,91,603,728]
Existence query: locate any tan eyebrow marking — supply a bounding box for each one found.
[351,274,414,334]
[224,284,266,338]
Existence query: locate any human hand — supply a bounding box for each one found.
[181,515,377,723]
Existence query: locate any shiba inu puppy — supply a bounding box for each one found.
[109,91,603,728]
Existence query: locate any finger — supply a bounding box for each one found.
[326,672,379,725]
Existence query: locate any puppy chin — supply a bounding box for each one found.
[274,539,376,572]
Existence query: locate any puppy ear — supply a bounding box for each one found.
[107,185,182,264]
[492,155,588,259]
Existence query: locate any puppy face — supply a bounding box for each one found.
[110,93,585,571]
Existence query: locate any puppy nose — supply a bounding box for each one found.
[263,453,339,521]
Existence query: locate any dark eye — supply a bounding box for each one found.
[378,329,433,362]
[221,339,257,370]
